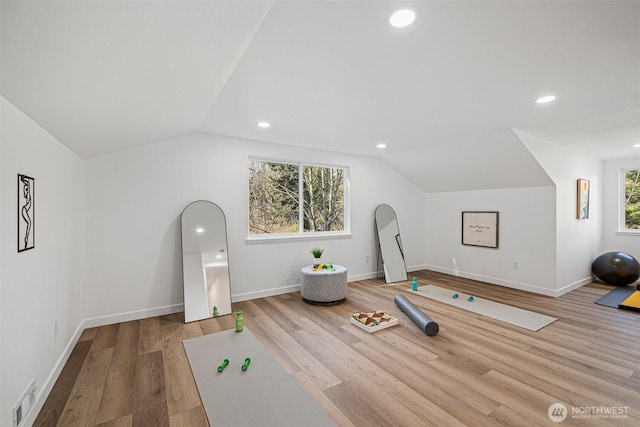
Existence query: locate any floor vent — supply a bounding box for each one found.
[12,379,36,427]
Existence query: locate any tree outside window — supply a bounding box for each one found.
[249,160,346,235]
[625,168,640,230]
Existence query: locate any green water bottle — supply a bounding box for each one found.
[235,310,243,332]
[213,306,219,317]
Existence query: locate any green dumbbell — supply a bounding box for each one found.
[217,358,229,372]
[242,357,251,371]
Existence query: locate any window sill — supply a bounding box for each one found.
[246,232,352,244]
[615,230,640,236]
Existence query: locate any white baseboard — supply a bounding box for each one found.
[347,271,379,282]
[407,264,428,273]
[556,277,593,296]
[423,264,581,297]
[83,303,184,329]
[347,264,427,283]
[232,284,301,302]
[23,321,85,427]
[230,266,428,300]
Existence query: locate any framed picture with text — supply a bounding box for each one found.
[462,211,498,248]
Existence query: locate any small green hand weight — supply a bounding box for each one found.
[242,357,251,371]
[217,358,229,372]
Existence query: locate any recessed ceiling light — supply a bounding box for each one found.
[633,144,640,148]
[389,8,417,28]
[535,95,556,104]
[257,121,271,128]
[196,227,204,233]
[376,143,387,149]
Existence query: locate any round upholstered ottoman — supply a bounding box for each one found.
[300,265,348,305]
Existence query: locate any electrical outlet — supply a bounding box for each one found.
[512,261,519,270]
[54,319,59,338]
[365,255,370,263]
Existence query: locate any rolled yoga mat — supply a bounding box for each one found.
[394,294,439,336]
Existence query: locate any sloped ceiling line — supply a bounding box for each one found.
[198,1,275,129]
[2,0,639,176]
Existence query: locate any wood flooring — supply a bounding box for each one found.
[34,270,640,426]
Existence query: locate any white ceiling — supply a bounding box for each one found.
[2,1,639,166]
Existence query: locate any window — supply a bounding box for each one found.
[623,168,640,231]
[248,159,347,237]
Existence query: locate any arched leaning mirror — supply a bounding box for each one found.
[181,201,232,323]
[375,204,408,284]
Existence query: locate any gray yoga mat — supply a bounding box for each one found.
[595,285,637,308]
[410,285,557,331]
[183,327,336,427]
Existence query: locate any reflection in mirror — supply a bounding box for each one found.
[375,204,408,283]
[181,201,232,323]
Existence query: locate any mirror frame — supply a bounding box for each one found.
[374,204,408,284]
[180,200,232,323]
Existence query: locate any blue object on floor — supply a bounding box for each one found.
[594,285,637,308]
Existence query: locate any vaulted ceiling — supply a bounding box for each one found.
[2,1,639,190]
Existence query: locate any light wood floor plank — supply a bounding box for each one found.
[161,320,202,417]
[34,270,640,426]
[33,339,92,427]
[292,371,357,427]
[168,406,208,427]
[132,351,169,427]
[137,317,162,355]
[323,382,394,427]
[95,320,139,425]
[245,301,342,391]
[295,316,408,394]
[95,414,132,427]
[57,347,114,426]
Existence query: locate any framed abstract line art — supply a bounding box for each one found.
[577,178,590,220]
[18,174,35,252]
[462,211,499,248]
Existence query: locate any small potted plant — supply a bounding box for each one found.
[310,248,324,266]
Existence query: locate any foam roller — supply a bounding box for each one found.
[394,294,439,336]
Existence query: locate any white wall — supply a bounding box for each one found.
[425,186,558,295]
[424,131,604,297]
[517,130,603,292]
[84,133,426,322]
[1,97,85,426]
[601,156,640,259]
[0,92,4,427]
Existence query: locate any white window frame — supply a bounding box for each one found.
[247,157,351,242]
[618,167,640,235]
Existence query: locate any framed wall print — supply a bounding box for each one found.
[577,178,590,219]
[462,211,499,248]
[18,174,35,252]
